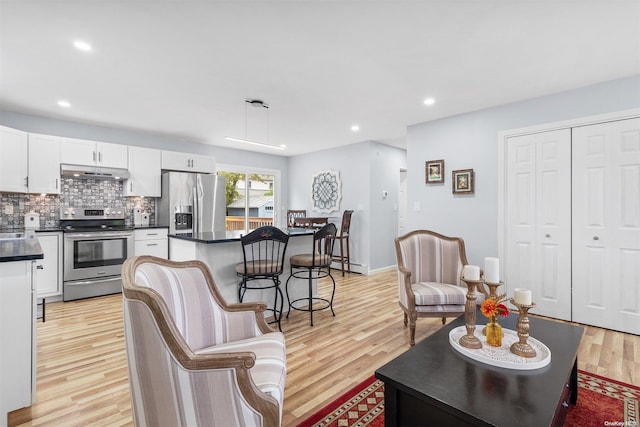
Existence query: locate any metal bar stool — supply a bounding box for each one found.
[285,223,337,326]
[236,226,290,331]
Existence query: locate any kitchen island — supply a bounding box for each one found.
[0,231,43,427]
[169,228,317,316]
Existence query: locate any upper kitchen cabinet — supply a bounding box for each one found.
[0,125,28,193]
[60,137,128,169]
[28,133,61,194]
[124,146,161,197]
[161,150,215,174]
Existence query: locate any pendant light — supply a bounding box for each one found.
[225,99,285,150]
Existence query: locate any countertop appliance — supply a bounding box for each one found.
[157,172,226,235]
[60,207,133,301]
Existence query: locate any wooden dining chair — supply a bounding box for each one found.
[286,210,307,228]
[333,210,353,276]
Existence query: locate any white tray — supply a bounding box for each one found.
[449,325,551,370]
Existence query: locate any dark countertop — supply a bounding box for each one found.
[133,226,168,230]
[0,230,44,262]
[169,228,315,244]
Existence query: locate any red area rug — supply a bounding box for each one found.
[297,371,639,427]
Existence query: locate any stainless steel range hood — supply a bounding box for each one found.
[60,164,130,180]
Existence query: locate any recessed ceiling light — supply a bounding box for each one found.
[73,40,92,51]
[351,125,360,132]
[57,100,71,108]
[424,97,435,106]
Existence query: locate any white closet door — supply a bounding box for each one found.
[572,118,640,335]
[506,129,571,320]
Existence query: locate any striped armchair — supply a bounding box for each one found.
[395,230,486,346]
[122,256,286,427]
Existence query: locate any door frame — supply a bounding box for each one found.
[497,108,640,279]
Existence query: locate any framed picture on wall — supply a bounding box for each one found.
[425,159,444,184]
[452,169,474,194]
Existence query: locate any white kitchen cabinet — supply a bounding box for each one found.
[134,228,168,258]
[161,150,215,174]
[34,232,62,297]
[0,260,36,426]
[60,137,128,169]
[124,146,161,197]
[28,133,61,194]
[0,125,28,193]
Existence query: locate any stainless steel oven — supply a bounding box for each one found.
[61,207,133,301]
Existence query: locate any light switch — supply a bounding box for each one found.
[358,204,365,212]
[414,201,421,212]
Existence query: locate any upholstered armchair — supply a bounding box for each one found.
[395,230,486,346]
[122,256,286,427]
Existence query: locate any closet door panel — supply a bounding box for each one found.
[506,135,536,292]
[506,129,571,320]
[573,118,640,335]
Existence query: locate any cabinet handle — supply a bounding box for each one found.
[25,176,29,188]
[93,151,97,162]
[146,243,158,246]
[593,236,599,240]
[36,265,44,270]
[130,182,133,192]
[98,152,102,163]
[545,234,551,238]
[55,178,58,189]
[147,233,158,236]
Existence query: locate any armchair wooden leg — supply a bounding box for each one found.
[409,312,417,347]
[403,312,408,326]
[441,317,446,325]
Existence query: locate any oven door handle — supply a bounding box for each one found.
[64,276,122,286]
[65,232,133,239]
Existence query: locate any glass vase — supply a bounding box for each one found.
[485,316,503,347]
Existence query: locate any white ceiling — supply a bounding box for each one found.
[1,1,639,156]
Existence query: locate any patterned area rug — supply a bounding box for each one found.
[297,371,639,427]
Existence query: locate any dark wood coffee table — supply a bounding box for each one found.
[375,314,584,426]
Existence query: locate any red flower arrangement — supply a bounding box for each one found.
[480,297,510,318]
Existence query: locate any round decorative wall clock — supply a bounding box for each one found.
[311,169,341,213]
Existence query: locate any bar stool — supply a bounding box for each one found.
[236,226,290,331]
[285,223,337,326]
[333,210,353,276]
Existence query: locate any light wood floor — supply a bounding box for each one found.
[9,269,640,426]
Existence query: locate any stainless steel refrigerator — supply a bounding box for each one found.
[157,172,226,235]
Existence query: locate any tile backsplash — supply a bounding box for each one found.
[0,178,155,229]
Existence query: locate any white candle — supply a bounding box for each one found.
[484,257,500,283]
[462,265,480,280]
[514,288,532,305]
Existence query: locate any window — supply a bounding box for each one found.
[217,166,280,231]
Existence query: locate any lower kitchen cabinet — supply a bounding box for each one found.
[34,232,63,298]
[0,260,36,427]
[134,228,168,259]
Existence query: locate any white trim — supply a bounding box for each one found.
[497,108,640,279]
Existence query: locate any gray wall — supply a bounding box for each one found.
[288,140,406,272]
[406,75,640,266]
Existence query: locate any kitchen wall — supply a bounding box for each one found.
[0,178,154,229]
[405,74,640,266]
